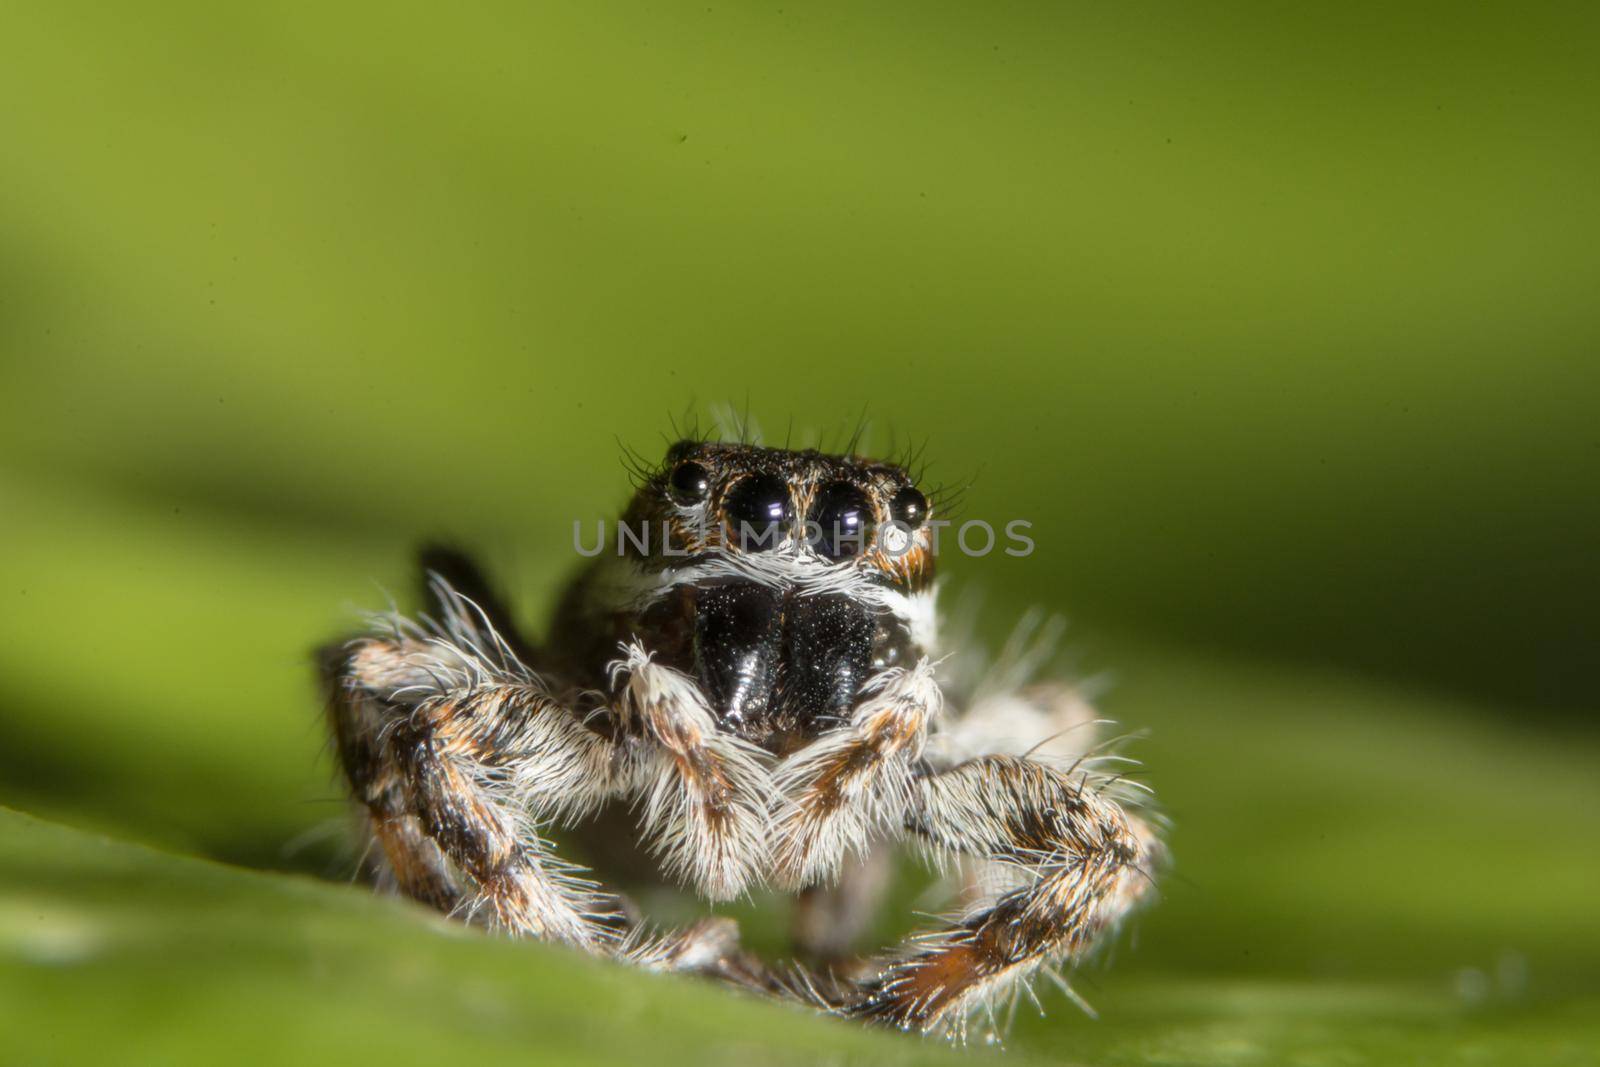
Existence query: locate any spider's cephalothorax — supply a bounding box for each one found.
[547,441,937,755]
[320,436,1163,1039]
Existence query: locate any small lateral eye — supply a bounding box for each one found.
[890,485,928,528]
[668,461,711,504]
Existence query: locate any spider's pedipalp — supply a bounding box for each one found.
[609,641,773,900]
[769,657,942,890]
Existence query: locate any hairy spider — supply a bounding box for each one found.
[320,437,1163,1039]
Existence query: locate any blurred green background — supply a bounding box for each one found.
[1,2,1597,1064]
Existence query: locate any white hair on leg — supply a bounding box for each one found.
[846,754,1163,1035]
[769,658,943,890]
[330,632,625,948]
[609,641,773,900]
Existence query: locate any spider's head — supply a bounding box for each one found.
[601,439,939,742]
[612,439,935,740]
[626,439,935,592]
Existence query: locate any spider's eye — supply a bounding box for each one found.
[723,473,792,551]
[889,485,928,528]
[668,461,711,505]
[811,481,872,559]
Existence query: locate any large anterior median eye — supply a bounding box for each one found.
[723,473,793,551]
[811,480,872,558]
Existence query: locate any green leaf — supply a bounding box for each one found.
[0,806,957,1066]
[3,799,1597,1066]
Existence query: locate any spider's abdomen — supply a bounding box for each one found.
[692,582,876,751]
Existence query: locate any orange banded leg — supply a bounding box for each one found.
[845,755,1162,1036]
[769,660,942,890]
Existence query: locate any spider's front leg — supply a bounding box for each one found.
[846,755,1163,1035]
[327,555,774,971]
[323,575,628,948]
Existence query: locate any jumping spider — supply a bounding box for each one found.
[320,438,1163,1038]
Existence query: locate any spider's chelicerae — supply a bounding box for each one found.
[320,438,1164,1039]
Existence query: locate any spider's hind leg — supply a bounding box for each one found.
[790,843,896,967]
[415,544,527,652]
